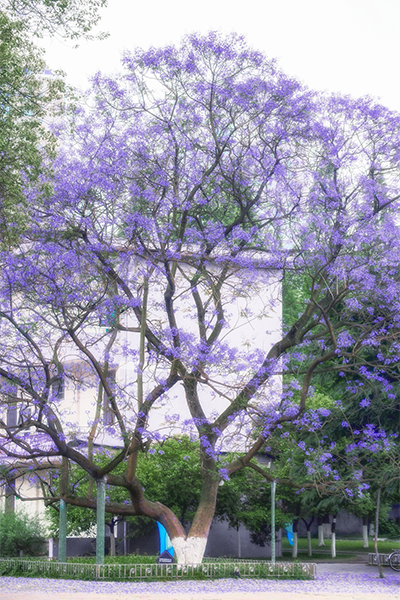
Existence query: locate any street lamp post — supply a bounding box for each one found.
[96,478,106,565]
[58,499,67,563]
[264,455,276,564]
[271,480,276,563]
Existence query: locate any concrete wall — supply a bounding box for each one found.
[205,520,281,559]
[296,509,363,537]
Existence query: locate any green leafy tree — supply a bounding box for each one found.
[0,11,64,244]
[0,509,45,556]
[0,0,108,243]
[46,437,203,537]
[216,464,290,548]
[0,0,107,39]
[47,438,289,552]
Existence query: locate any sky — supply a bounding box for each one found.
[40,0,400,112]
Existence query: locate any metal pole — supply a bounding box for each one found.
[123,520,127,555]
[96,478,106,565]
[271,481,276,564]
[58,499,67,563]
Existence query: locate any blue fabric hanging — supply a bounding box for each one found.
[156,521,174,556]
[285,522,294,546]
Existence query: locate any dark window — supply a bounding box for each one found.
[4,479,15,512]
[6,405,17,428]
[53,380,65,401]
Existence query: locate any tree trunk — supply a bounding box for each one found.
[323,514,331,539]
[331,515,336,558]
[292,519,298,558]
[307,530,312,557]
[171,536,208,564]
[172,464,219,564]
[302,517,314,557]
[362,517,369,549]
[374,487,384,579]
[167,379,221,565]
[48,537,54,559]
[318,516,325,546]
[126,481,200,564]
[109,526,116,557]
[124,395,219,567]
[123,520,127,555]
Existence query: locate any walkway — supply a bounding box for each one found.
[0,564,398,600]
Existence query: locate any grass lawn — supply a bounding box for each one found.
[2,538,398,567]
[281,536,400,555]
[281,551,357,561]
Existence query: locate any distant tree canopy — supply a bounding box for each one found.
[0,0,107,39]
[0,11,64,244]
[0,0,107,242]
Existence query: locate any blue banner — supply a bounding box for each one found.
[156,521,174,556]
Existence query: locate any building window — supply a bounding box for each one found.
[6,405,17,428]
[52,379,65,402]
[4,479,16,512]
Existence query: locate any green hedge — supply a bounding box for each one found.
[0,557,316,581]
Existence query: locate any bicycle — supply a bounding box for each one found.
[388,548,400,572]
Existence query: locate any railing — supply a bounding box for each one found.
[0,558,316,580]
[368,553,391,566]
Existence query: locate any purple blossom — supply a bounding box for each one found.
[359,398,370,408]
[0,31,399,559]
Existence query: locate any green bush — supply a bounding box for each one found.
[0,510,45,556]
[379,518,400,539]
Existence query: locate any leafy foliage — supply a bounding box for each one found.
[47,438,286,541]
[46,437,202,536]
[0,0,108,39]
[0,11,64,244]
[0,509,45,556]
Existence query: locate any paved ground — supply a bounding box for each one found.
[0,564,399,600]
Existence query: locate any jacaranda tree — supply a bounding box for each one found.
[0,33,399,563]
